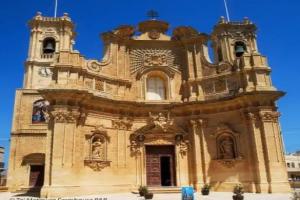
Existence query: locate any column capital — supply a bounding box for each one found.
[49,106,85,124]
[244,111,259,122]
[189,118,207,128]
[259,111,280,123]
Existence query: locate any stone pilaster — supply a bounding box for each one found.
[245,111,269,193]
[41,106,84,197]
[258,110,290,193]
[190,119,207,191]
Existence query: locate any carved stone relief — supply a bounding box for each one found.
[87,61,102,72]
[203,81,214,95]
[95,80,104,91]
[84,160,111,171]
[149,112,173,132]
[112,116,133,130]
[144,53,167,66]
[130,48,182,74]
[215,79,227,93]
[259,111,280,122]
[50,108,81,123]
[84,79,93,89]
[148,30,160,40]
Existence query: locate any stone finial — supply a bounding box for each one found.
[243,17,250,24]
[36,11,42,16]
[219,16,226,24]
[63,12,69,17]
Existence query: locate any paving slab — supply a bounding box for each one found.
[0,191,294,200]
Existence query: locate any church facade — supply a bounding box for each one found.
[7,12,290,197]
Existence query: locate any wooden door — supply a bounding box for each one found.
[29,165,44,187]
[146,145,176,186]
[146,153,161,186]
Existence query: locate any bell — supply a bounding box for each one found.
[43,42,55,54]
[235,45,245,57]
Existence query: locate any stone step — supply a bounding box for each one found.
[148,186,181,193]
[0,186,8,192]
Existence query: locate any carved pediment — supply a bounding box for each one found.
[85,125,110,142]
[211,123,238,137]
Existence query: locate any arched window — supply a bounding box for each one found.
[146,76,166,100]
[42,38,56,54]
[32,100,49,123]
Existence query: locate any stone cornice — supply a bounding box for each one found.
[37,88,283,116]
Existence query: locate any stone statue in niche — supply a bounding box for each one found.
[92,137,105,160]
[219,136,235,159]
[180,80,190,102]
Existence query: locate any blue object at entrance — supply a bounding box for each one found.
[181,187,194,200]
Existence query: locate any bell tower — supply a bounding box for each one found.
[24,12,75,89]
[211,16,258,63]
[27,12,75,60]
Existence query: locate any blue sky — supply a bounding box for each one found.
[0,0,299,167]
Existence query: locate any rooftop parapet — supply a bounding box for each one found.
[28,11,74,29]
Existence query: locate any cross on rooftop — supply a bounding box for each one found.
[147,10,159,20]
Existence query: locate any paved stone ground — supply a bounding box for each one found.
[0,191,296,200]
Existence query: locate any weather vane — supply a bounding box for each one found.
[147,10,159,20]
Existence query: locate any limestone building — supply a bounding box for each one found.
[7,12,291,197]
[286,152,300,182]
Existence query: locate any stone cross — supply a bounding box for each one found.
[147,10,159,20]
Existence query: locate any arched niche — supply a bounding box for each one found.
[84,126,111,171]
[216,133,237,159]
[211,123,242,160]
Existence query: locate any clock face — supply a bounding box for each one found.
[38,67,52,77]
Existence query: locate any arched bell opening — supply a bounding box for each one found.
[234,41,247,57]
[42,37,56,54]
